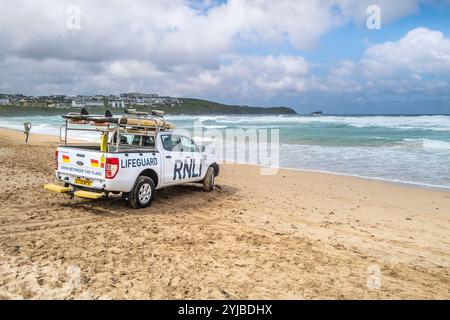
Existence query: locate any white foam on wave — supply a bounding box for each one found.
[402,138,450,150]
[335,115,450,131]
[277,142,450,189]
[167,114,450,132]
[0,118,97,141]
[166,115,229,122]
[420,139,450,150]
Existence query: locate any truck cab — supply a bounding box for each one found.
[45,109,219,208]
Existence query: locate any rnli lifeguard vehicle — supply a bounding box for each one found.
[44,108,219,208]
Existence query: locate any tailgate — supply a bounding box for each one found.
[57,147,106,180]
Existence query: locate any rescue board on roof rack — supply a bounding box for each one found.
[118,117,176,129]
[62,108,176,130]
[63,108,119,125]
[120,109,176,129]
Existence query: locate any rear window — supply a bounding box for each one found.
[111,134,155,148]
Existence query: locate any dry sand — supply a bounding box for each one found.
[0,128,449,299]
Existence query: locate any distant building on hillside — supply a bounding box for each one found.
[1,92,181,108]
[108,99,126,108]
[18,98,52,107]
[85,101,104,107]
[0,98,10,105]
[72,100,85,108]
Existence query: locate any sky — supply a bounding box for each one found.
[0,0,450,114]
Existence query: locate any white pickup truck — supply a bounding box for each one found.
[44,109,219,208]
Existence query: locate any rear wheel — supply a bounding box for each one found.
[128,176,155,209]
[203,167,215,192]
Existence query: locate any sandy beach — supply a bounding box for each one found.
[0,127,449,299]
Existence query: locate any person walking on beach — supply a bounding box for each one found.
[24,122,32,143]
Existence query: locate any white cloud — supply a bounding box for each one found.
[0,0,339,67]
[0,0,425,65]
[309,27,450,95]
[361,27,450,78]
[0,0,328,97]
[213,55,310,96]
[0,0,449,106]
[0,54,311,99]
[329,60,356,78]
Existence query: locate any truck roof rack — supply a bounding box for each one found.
[123,108,149,117]
[62,108,175,131]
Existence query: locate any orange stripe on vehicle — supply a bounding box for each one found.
[91,159,99,167]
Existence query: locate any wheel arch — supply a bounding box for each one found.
[139,168,159,188]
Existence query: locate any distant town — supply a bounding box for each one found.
[0,93,182,109]
[0,93,298,115]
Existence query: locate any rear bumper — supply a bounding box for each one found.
[56,172,106,191]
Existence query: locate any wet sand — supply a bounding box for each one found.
[0,128,449,299]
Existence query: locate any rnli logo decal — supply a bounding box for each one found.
[173,159,202,180]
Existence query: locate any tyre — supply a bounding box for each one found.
[128,176,155,209]
[203,166,215,192]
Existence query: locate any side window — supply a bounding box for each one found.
[180,136,199,152]
[120,134,134,145]
[161,135,182,152]
[112,134,155,148]
[142,136,155,148]
[112,133,129,145]
[131,135,141,146]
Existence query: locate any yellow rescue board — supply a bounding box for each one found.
[121,118,176,129]
[44,183,71,193]
[74,190,105,199]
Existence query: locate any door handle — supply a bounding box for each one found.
[166,155,172,159]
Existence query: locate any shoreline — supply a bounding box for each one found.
[225,159,450,192]
[1,126,449,193]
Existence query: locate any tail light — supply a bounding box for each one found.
[105,157,119,179]
[55,150,58,170]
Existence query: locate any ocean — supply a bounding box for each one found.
[1,114,449,190]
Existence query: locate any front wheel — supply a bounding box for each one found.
[128,176,155,209]
[203,167,215,192]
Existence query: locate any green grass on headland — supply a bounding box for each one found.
[175,98,296,115]
[0,98,297,116]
